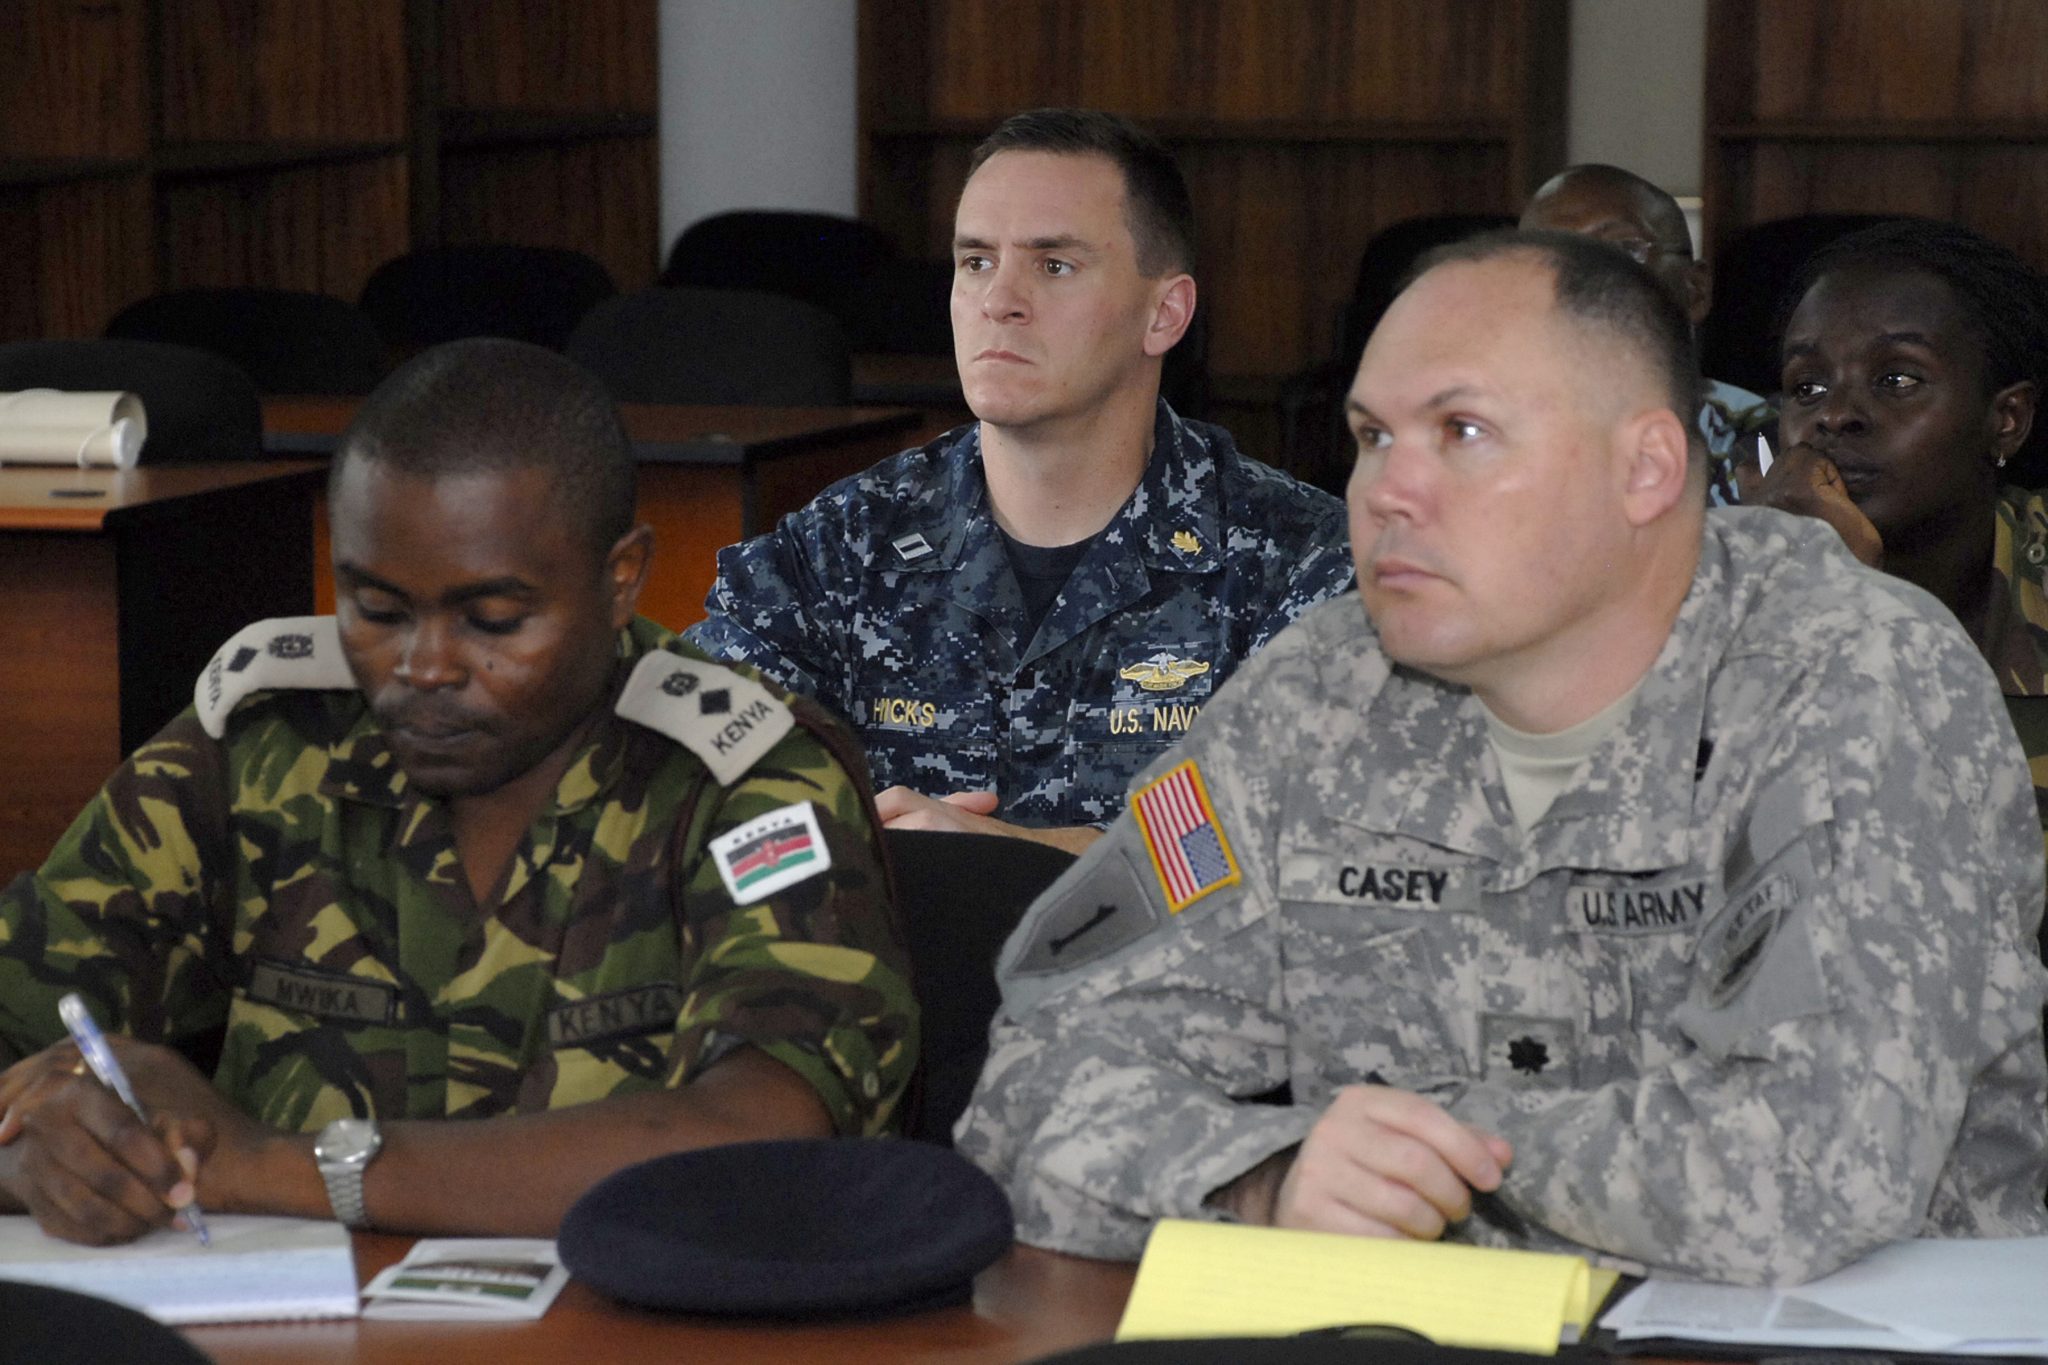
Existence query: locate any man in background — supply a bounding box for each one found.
[688,108,1352,853]
[1522,162,1771,504]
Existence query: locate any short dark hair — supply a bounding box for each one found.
[1412,229,1702,433]
[968,108,1195,277]
[1781,217,2048,401]
[332,338,635,563]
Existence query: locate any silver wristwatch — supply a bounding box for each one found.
[313,1117,382,1229]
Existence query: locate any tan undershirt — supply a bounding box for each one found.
[1479,676,1647,830]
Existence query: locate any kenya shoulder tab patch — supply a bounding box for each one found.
[196,615,353,738]
[710,800,832,905]
[1131,760,1240,913]
[616,651,794,785]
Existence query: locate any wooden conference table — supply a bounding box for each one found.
[0,460,325,883]
[262,397,933,631]
[185,1235,1138,1364]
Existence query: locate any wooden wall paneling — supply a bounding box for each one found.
[3,0,148,162]
[156,155,410,299]
[1187,142,1513,378]
[0,175,154,342]
[861,0,1566,415]
[438,138,659,288]
[156,0,408,144]
[438,0,657,113]
[1705,1,2048,268]
[917,0,1532,124]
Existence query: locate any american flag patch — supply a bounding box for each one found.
[1132,761,1240,912]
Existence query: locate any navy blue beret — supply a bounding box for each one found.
[0,1282,213,1364]
[559,1138,1015,1319]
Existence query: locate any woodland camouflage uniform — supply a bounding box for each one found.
[0,616,916,1137]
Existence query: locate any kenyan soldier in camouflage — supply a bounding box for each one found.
[957,233,2048,1285]
[0,340,915,1246]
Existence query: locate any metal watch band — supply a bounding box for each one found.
[320,1159,371,1229]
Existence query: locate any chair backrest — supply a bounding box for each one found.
[1699,212,1900,399]
[827,256,954,355]
[567,287,853,407]
[1336,211,1517,375]
[661,210,899,308]
[884,827,1078,1146]
[1276,211,1512,494]
[0,338,263,463]
[357,244,618,356]
[105,287,384,395]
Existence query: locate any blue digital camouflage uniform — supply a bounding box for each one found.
[958,509,2048,1284]
[0,616,916,1138]
[1700,377,1772,507]
[684,400,1353,827]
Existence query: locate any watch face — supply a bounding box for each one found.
[317,1117,379,1164]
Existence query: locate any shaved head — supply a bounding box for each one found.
[1521,165,1709,325]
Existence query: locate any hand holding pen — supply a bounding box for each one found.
[57,993,212,1246]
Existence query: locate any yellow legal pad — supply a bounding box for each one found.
[1116,1220,1622,1355]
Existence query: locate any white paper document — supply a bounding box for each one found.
[1602,1236,2048,1355]
[0,1214,357,1324]
[361,1238,567,1320]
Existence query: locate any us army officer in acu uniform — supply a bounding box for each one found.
[0,339,914,1245]
[958,232,2048,1284]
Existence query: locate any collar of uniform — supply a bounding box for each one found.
[866,421,990,575]
[1521,527,1724,874]
[867,402,1225,576]
[1126,400,1225,575]
[1337,656,1518,864]
[1980,485,2048,699]
[316,620,661,812]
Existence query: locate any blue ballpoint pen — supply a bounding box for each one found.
[57,993,212,1247]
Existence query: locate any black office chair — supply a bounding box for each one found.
[0,1282,215,1364]
[0,338,263,463]
[885,828,1078,1146]
[358,244,618,357]
[1277,212,1513,493]
[827,256,953,356]
[566,286,853,407]
[1699,213,1899,399]
[105,287,385,395]
[661,210,899,309]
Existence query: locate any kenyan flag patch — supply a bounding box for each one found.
[709,800,833,905]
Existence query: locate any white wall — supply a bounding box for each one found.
[656,0,859,256]
[1564,0,1707,199]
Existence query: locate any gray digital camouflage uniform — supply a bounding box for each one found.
[957,508,2048,1285]
[685,400,1353,827]
[0,616,916,1138]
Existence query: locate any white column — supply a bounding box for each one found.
[656,0,860,258]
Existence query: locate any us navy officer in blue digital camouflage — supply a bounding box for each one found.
[686,109,1352,851]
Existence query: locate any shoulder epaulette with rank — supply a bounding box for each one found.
[615,649,795,786]
[195,616,355,739]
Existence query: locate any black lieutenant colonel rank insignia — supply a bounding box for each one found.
[1481,1013,1575,1089]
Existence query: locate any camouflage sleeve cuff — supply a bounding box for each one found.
[679,971,910,1138]
[1151,1104,1320,1224]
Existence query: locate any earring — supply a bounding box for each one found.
[1999,454,2010,468]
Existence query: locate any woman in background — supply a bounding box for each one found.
[1744,218,2048,959]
